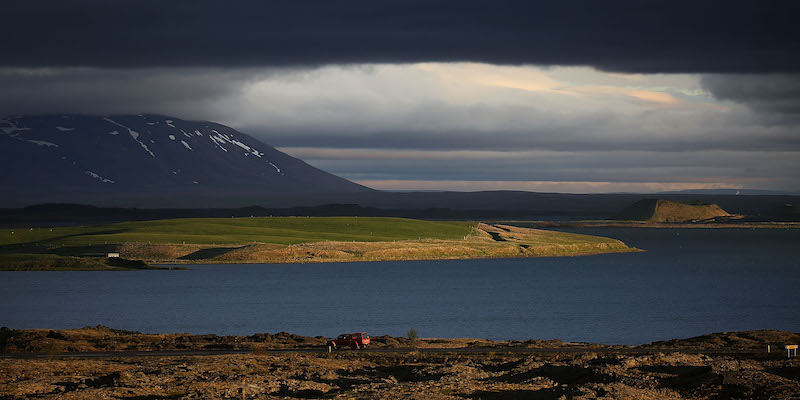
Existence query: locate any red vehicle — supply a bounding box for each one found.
[327,332,370,350]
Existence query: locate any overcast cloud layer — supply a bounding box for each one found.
[2,64,797,192]
[2,1,799,193]
[2,0,799,73]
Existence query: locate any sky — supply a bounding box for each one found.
[2,0,799,193]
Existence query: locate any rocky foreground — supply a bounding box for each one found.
[1,327,799,399]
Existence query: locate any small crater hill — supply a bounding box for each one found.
[0,114,372,207]
[615,199,731,223]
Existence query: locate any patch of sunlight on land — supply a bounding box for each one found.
[0,218,636,269]
[0,217,473,246]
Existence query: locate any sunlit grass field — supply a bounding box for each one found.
[0,217,474,247]
[0,218,635,270]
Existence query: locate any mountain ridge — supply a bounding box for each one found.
[2,115,799,213]
[0,114,372,207]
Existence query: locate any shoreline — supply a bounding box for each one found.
[492,220,800,229]
[119,223,640,266]
[3,327,798,399]
[1,223,639,271]
[154,247,641,267]
[3,326,797,354]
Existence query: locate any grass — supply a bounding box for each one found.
[0,217,473,246]
[0,217,636,270]
[475,224,636,257]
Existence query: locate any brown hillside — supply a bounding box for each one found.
[617,199,730,222]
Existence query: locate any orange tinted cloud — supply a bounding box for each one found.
[627,90,681,105]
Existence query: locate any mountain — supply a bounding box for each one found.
[614,199,731,222]
[0,114,371,207]
[2,115,798,213]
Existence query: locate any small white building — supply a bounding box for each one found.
[107,252,120,258]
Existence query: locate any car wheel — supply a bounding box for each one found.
[351,343,359,350]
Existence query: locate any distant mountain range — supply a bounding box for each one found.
[0,114,371,207]
[2,114,798,216]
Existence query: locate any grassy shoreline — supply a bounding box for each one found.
[0,218,637,270]
[0,253,167,271]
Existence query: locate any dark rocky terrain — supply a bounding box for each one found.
[2,327,799,399]
[0,326,623,354]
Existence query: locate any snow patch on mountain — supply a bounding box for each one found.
[85,170,115,184]
[209,135,228,152]
[207,131,267,159]
[28,140,59,147]
[0,119,30,135]
[230,138,262,157]
[165,120,176,128]
[108,130,120,135]
[55,126,74,132]
[181,140,193,151]
[168,134,176,140]
[103,117,156,157]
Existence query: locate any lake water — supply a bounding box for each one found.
[1,228,798,345]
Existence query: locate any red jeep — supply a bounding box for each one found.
[327,332,370,350]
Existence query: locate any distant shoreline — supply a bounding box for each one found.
[492,220,800,229]
[3,326,797,354]
[4,327,798,399]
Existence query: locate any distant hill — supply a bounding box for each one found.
[2,193,799,224]
[0,114,372,207]
[615,199,731,222]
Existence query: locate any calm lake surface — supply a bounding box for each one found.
[1,228,798,345]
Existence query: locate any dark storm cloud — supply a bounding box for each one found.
[701,74,800,115]
[2,0,798,73]
[0,68,267,117]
